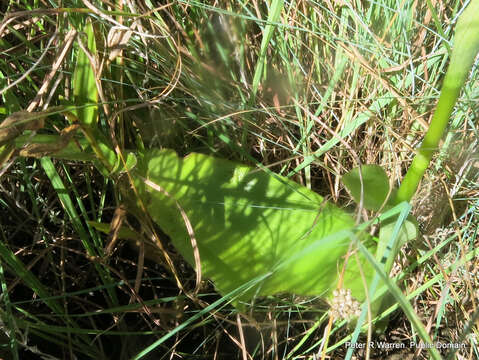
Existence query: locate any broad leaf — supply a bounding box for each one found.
[342,165,390,211]
[131,149,376,304]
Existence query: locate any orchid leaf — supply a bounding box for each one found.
[131,149,377,304]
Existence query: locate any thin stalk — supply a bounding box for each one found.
[395,0,479,203]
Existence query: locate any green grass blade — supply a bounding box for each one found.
[132,272,272,360]
[0,262,19,360]
[40,157,96,256]
[0,240,64,315]
[346,203,413,359]
[72,19,98,127]
[41,157,120,307]
[251,0,284,97]
[356,240,442,360]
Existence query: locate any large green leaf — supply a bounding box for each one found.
[131,149,376,304]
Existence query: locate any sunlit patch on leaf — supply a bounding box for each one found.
[130,149,377,305]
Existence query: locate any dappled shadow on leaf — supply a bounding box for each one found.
[133,149,369,304]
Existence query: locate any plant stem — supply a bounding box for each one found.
[395,0,479,203]
[394,84,461,203]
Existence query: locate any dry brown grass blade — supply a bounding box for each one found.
[19,124,79,158]
[236,314,250,360]
[141,177,203,295]
[27,29,77,111]
[0,111,45,145]
[104,205,128,256]
[338,41,429,131]
[0,33,58,98]
[292,99,365,222]
[81,0,165,39]
[0,16,41,37]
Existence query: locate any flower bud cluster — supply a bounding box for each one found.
[329,288,361,320]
